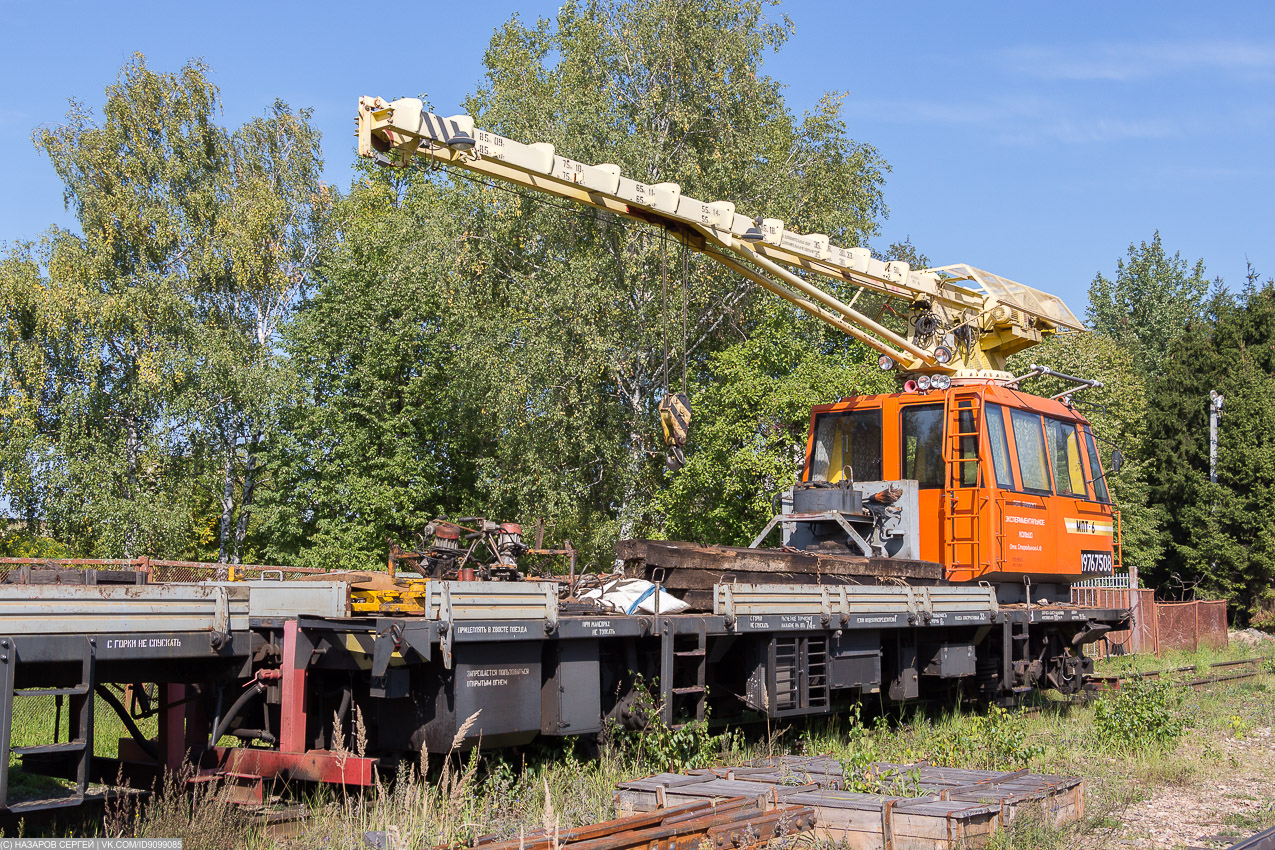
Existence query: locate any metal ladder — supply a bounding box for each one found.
[770,636,830,717]
[0,637,96,812]
[660,621,707,727]
[944,392,984,572]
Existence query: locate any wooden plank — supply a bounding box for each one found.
[616,539,942,581]
[619,761,1084,846]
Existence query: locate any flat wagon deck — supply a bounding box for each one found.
[0,570,1124,814]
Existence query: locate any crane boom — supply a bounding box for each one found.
[356,96,1084,379]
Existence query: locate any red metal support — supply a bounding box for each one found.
[212,747,376,786]
[279,620,307,753]
[159,684,189,771]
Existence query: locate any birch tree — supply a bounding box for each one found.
[198,102,331,564]
[283,0,890,567]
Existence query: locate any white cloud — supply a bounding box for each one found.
[0,109,30,128]
[1003,40,1275,82]
[850,95,1182,145]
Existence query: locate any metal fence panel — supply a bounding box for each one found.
[1198,600,1230,650]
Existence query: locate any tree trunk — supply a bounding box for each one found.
[233,434,261,565]
[123,412,140,559]
[615,380,648,545]
[217,444,235,577]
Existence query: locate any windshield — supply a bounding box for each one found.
[808,409,883,482]
[1045,417,1087,497]
[1010,408,1051,493]
[1082,427,1111,503]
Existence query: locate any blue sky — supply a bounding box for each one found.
[1,1,1272,314]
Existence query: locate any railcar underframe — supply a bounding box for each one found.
[0,578,1125,814]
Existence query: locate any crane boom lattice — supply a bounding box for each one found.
[356,96,1084,379]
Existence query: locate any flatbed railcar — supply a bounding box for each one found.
[0,568,1124,814]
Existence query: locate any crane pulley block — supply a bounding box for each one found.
[659,392,691,470]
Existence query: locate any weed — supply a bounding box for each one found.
[103,766,256,850]
[1225,803,1275,833]
[926,705,1044,770]
[607,680,737,772]
[1093,677,1186,752]
[986,806,1125,850]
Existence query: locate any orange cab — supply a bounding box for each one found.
[801,383,1117,588]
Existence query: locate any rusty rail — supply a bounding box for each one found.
[0,556,327,574]
[1089,656,1270,692]
[458,796,815,850]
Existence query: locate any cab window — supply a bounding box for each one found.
[985,403,1016,489]
[1082,426,1111,503]
[808,409,882,482]
[955,399,979,487]
[1010,409,1051,493]
[1045,417,1086,497]
[901,404,945,489]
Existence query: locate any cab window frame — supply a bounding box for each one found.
[1008,408,1053,495]
[984,403,1018,490]
[806,407,884,483]
[1043,416,1089,499]
[899,402,946,490]
[1080,424,1111,504]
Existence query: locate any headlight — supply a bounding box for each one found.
[934,345,953,364]
[917,375,932,390]
[878,355,896,371]
[931,374,952,390]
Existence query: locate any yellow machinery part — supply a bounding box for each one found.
[659,392,691,448]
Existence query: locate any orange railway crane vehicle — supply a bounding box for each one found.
[355,96,1121,605]
[352,97,1129,713]
[0,106,1138,817]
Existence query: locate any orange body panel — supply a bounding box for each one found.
[801,383,1116,585]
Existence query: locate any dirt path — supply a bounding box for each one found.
[1112,725,1275,848]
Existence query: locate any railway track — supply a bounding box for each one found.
[1089,655,1271,692]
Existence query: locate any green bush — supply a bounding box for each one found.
[1250,603,1275,634]
[606,681,739,772]
[927,705,1044,770]
[1093,677,1186,751]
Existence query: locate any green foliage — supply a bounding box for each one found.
[277,0,889,567]
[606,680,739,772]
[924,705,1044,770]
[0,527,67,559]
[1093,677,1186,752]
[817,704,924,795]
[256,168,482,569]
[1141,276,1275,613]
[1087,231,1209,373]
[0,53,328,564]
[654,313,892,544]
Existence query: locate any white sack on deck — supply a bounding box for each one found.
[579,578,690,615]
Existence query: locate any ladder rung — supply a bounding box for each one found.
[17,686,90,698]
[674,649,706,657]
[12,740,87,757]
[6,794,85,813]
[672,686,705,695]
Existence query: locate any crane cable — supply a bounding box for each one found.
[661,230,670,396]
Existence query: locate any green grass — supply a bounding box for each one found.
[6,645,1274,848]
[1223,804,1275,835]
